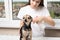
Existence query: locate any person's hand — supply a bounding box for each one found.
[33,16,44,24]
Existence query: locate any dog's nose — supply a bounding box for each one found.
[25,19,27,22]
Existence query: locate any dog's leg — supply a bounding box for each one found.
[30,30,32,40]
[26,30,32,40]
[22,37,26,40]
[20,28,23,40]
[22,30,28,40]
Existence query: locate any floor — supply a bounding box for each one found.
[0,35,60,40]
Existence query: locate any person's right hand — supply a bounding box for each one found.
[33,16,39,23]
[33,16,44,24]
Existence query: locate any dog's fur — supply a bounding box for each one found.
[20,14,32,40]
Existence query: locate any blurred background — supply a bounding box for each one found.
[0,0,60,40]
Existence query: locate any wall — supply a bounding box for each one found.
[0,28,20,36]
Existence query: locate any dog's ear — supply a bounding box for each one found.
[29,16,33,22]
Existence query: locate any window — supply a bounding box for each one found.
[47,0,60,20]
[12,0,28,20]
[0,0,9,21]
[47,0,60,27]
[0,0,5,18]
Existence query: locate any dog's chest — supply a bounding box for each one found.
[22,23,31,31]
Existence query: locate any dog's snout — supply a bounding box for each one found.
[25,19,27,22]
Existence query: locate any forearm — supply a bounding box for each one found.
[43,17,55,26]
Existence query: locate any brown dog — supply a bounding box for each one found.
[20,14,32,40]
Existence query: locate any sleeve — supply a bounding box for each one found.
[44,7,50,17]
[17,8,24,19]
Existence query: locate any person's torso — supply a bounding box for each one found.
[21,5,47,37]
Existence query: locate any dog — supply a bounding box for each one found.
[20,14,32,40]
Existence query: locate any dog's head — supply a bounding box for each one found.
[23,14,32,26]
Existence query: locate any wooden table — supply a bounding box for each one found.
[45,27,60,37]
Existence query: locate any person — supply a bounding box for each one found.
[17,0,55,37]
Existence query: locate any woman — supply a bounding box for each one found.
[17,0,55,37]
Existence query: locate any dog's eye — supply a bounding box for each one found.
[28,17,31,19]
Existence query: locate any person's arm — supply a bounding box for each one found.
[43,16,55,26]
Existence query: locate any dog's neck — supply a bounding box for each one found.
[22,22,31,31]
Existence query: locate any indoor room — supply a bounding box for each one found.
[0,0,60,40]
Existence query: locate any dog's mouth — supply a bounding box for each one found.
[24,20,31,26]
